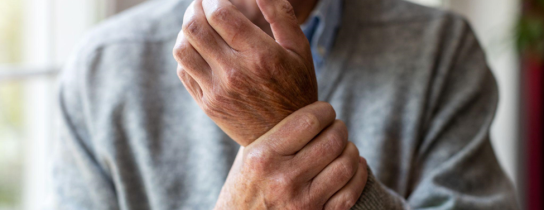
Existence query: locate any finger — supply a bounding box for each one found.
[251,101,336,156]
[293,120,348,180]
[256,0,310,57]
[173,31,213,89]
[310,142,360,203]
[177,65,204,101]
[323,157,368,210]
[182,0,231,67]
[202,0,274,52]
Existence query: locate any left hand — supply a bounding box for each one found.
[215,102,368,210]
[173,0,318,146]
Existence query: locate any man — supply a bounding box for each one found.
[52,0,519,209]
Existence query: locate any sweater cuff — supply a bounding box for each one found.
[351,167,408,210]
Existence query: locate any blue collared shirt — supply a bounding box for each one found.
[300,0,343,75]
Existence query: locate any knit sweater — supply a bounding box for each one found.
[51,0,519,209]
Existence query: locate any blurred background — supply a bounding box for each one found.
[0,0,542,209]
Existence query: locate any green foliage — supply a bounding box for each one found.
[516,16,544,56]
[516,0,544,58]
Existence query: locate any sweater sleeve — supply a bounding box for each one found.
[351,21,519,209]
[47,46,119,210]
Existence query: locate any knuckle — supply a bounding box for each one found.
[326,133,345,156]
[172,41,191,64]
[298,112,320,132]
[338,158,357,181]
[244,147,272,172]
[182,18,202,38]
[342,193,359,209]
[226,20,246,45]
[273,173,295,189]
[208,5,236,25]
[176,66,187,79]
[327,121,348,152]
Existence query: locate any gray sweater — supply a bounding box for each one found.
[52,0,519,209]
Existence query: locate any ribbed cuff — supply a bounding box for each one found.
[351,167,407,210]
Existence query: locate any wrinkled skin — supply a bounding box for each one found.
[214,102,368,210]
[172,0,368,209]
[173,0,317,146]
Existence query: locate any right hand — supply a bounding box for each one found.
[214,102,369,210]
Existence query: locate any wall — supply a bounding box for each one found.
[446,0,521,189]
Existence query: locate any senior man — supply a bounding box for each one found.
[52,0,519,209]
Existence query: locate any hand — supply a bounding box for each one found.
[173,0,317,146]
[214,102,368,210]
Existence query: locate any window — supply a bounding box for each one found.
[1,0,27,208]
[0,0,145,209]
[406,0,445,7]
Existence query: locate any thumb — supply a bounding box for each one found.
[257,0,309,56]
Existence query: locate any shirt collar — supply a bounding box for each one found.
[300,0,343,71]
